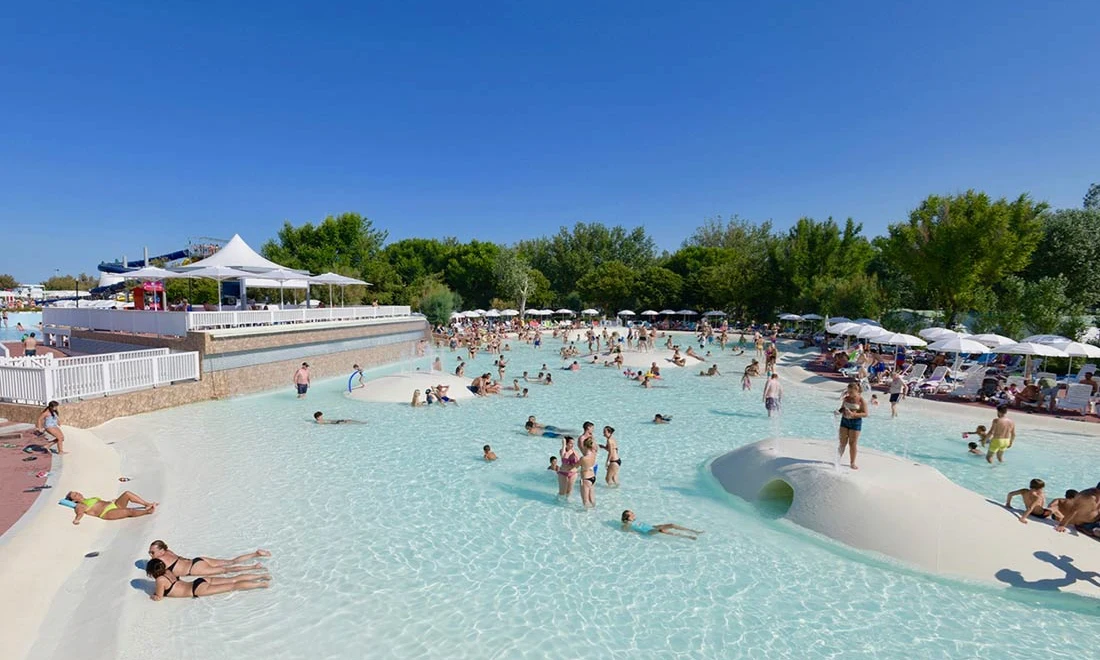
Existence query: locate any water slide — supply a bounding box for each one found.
[97,249,191,274]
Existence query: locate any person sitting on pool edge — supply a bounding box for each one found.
[1005,478,1051,524]
[66,490,157,524]
[146,558,271,601]
[313,412,364,424]
[620,510,703,540]
[148,540,271,577]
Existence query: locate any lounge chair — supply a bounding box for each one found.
[1068,364,1097,384]
[1055,384,1094,415]
[950,367,988,400]
[914,366,950,395]
[902,363,927,387]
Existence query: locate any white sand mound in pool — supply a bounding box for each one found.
[347,372,477,403]
[711,438,1100,598]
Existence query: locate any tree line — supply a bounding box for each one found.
[257,185,1100,335]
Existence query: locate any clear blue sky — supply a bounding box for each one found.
[2,1,1097,283]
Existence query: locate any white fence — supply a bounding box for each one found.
[43,305,415,336]
[0,349,200,405]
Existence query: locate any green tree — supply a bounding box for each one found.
[382,238,453,287]
[164,278,219,305]
[634,266,683,311]
[576,261,637,313]
[1020,276,1081,335]
[414,278,461,326]
[881,191,1046,324]
[442,240,501,309]
[1084,183,1100,210]
[522,223,655,296]
[0,274,18,289]
[769,217,875,313]
[1025,209,1100,309]
[495,249,553,315]
[261,212,388,276]
[42,273,97,291]
[684,214,774,250]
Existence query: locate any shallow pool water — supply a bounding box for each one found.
[73,338,1100,659]
[0,311,42,344]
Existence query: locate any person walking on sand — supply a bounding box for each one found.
[986,405,1015,464]
[148,540,271,577]
[763,373,782,418]
[837,382,868,470]
[293,362,311,398]
[888,372,906,418]
[600,426,620,487]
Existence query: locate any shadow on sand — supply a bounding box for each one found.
[995,552,1100,592]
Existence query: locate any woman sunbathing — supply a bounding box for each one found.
[66,490,156,524]
[146,558,271,600]
[148,540,270,577]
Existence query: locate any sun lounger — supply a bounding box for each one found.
[950,367,987,400]
[1068,364,1097,384]
[1055,383,1094,415]
[902,363,927,387]
[914,366,950,395]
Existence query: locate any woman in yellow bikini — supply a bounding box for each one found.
[66,490,157,524]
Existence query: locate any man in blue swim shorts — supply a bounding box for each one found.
[293,362,311,399]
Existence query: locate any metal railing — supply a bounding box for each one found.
[43,306,416,336]
[0,349,200,405]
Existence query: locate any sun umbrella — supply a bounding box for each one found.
[919,327,957,341]
[308,272,368,308]
[993,341,1069,379]
[826,322,862,335]
[640,310,659,316]
[581,308,599,316]
[1049,341,1100,358]
[1020,334,1071,345]
[778,313,803,321]
[876,332,926,347]
[484,310,501,317]
[555,308,575,315]
[970,333,1016,348]
[928,336,991,375]
[618,310,636,316]
[659,309,676,315]
[677,310,697,316]
[802,313,824,321]
[703,310,726,317]
[125,266,189,310]
[450,311,463,319]
[852,318,882,326]
[827,316,850,324]
[855,324,890,340]
[184,265,253,311]
[260,268,309,307]
[500,309,519,316]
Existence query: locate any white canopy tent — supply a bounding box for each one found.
[173,234,313,308]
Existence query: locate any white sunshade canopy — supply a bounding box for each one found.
[778,313,803,321]
[185,265,254,281]
[580,308,599,315]
[450,312,463,319]
[677,309,697,315]
[851,318,881,326]
[876,332,927,347]
[123,266,189,280]
[500,309,519,316]
[926,337,990,354]
[1049,340,1100,358]
[640,310,659,316]
[827,316,851,323]
[826,322,862,335]
[802,313,824,320]
[463,310,482,318]
[703,310,726,317]
[555,308,575,315]
[484,310,501,317]
[308,272,369,286]
[618,310,636,316]
[992,342,1069,358]
[970,333,1016,348]
[175,234,301,273]
[1020,334,1071,345]
[659,309,677,315]
[855,324,891,340]
[474,309,487,314]
[919,327,958,341]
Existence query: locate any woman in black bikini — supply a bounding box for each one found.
[146,558,271,600]
[148,540,271,578]
[576,438,598,508]
[600,426,620,487]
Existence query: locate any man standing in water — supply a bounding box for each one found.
[986,405,1016,464]
[293,362,311,399]
[888,371,906,418]
[763,373,782,417]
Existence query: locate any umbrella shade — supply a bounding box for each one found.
[855,325,890,340]
[124,266,189,280]
[618,310,636,316]
[1019,334,1071,345]
[183,265,253,311]
[659,309,677,315]
[555,309,575,315]
[919,327,957,341]
[826,322,862,335]
[851,318,882,326]
[450,312,463,319]
[876,332,927,347]
[801,313,824,320]
[677,309,697,315]
[640,310,659,316]
[992,342,1069,358]
[827,316,850,323]
[1048,341,1100,358]
[970,333,1016,348]
[580,308,599,315]
[484,310,501,317]
[926,337,990,354]
[778,313,803,321]
[474,309,487,314]
[703,310,726,317]
[463,311,482,318]
[500,309,519,316]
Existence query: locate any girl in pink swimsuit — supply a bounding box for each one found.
[558,436,579,497]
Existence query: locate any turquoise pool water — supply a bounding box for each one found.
[81,339,1100,659]
[0,312,42,344]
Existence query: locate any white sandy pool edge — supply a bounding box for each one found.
[0,427,122,660]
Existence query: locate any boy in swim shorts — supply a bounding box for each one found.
[986,406,1015,464]
[1005,478,1050,524]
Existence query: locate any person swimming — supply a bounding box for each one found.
[653,414,671,424]
[483,445,498,461]
[620,510,702,540]
[313,412,364,424]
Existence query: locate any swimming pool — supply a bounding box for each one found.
[40,337,1100,659]
[0,312,42,344]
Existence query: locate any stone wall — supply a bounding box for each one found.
[2,319,428,427]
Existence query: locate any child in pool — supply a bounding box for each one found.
[548,456,559,471]
[483,445,498,461]
[1005,478,1051,524]
[962,425,990,447]
[967,442,982,455]
[870,394,879,407]
[653,414,671,424]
